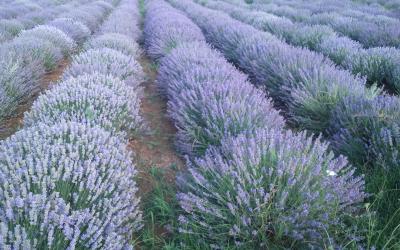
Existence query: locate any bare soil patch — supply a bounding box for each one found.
[130,54,184,196]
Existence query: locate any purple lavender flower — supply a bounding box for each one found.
[84,33,140,58]
[24,73,144,137]
[18,25,76,56]
[48,18,91,45]
[0,19,24,41]
[63,48,144,88]
[100,0,141,41]
[143,0,205,60]
[177,128,366,248]
[0,122,142,249]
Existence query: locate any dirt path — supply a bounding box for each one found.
[0,59,70,140]
[130,54,184,195]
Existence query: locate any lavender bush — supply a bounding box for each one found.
[330,95,400,168]
[171,0,385,133]
[329,94,400,230]
[62,48,144,88]
[177,128,366,248]
[60,1,112,32]
[0,33,5,43]
[157,41,284,155]
[237,32,375,132]
[100,0,141,40]
[17,9,56,28]
[0,19,24,41]
[7,36,63,70]
[316,35,362,66]
[144,0,205,60]
[351,47,400,93]
[0,122,142,249]
[24,73,144,137]
[256,3,400,48]
[84,33,140,58]
[48,18,91,45]
[0,49,43,120]
[286,24,336,50]
[208,0,335,51]
[202,0,400,96]
[18,25,76,56]
[156,40,242,95]
[144,1,284,156]
[143,1,373,248]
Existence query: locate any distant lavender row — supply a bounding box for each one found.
[203,0,400,94]
[144,0,283,155]
[0,1,112,126]
[0,0,118,44]
[1,0,144,248]
[251,0,399,20]
[172,0,374,133]
[100,0,142,41]
[0,1,84,43]
[144,0,367,248]
[249,0,400,48]
[353,0,400,18]
[0,1,40,19]
[0,0,66,20]
[171,0,400,237]
[144,0,206,60]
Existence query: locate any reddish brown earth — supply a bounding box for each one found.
[130,54,184,247]
[130,54,184,196]
[0,59,70,140]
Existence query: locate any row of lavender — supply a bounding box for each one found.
[354,0,400,18]
[0,1,113,127]
[170,0,400,245]
[248,0,400,48]
[144,0,367,248]
[0,0,43,19]
[202,0,400,94]
[249,0,400,19]
[0,0,87,20]
[0,0,90,43]
[0,0,144,248]
[250,0,400,22]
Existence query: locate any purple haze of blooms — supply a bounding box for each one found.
[204,0,400,95]
[307,11,400,49]
[48,18,91,45]
[170,0,379,133]
[145,1,367,248]
[0,19,24,42]
[5,36,63,71]
[60,1,112,32]
[329,94,400,169]
[17,25,76,56]
[157,41,284,156]
[143,0,205,60]
[145,1,283,156]
[84,33,141,58]
[0,122,142,249]
[177,128,366,248]
[62,48,144,89]
[23,73,144,138]
[17,9,56,29]
[350,47,400,94]
[0,48,43,120]
[100,0,141,41]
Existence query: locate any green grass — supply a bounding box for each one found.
[136,166,180,249]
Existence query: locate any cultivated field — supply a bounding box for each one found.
[0,0,399,249]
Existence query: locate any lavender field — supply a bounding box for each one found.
[0,0,399,248]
